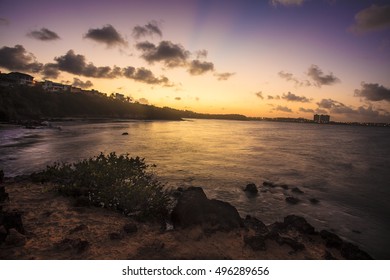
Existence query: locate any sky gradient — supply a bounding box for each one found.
[1,0,390,122]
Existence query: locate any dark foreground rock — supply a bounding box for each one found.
[171,187,243,231]
[244,183,258,194]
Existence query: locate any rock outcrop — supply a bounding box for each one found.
[171,187,243,231]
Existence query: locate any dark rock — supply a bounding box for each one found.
[0,170,4,184]
[74,196,91,207]
[285,196,300,204]
[323,250,336,260]
[68,224,88,234]
[243,215,269,235]
[109,232,122,240]
[320,230,343,248]
[171,187,243,231]
[352,229,361,234]
[280,184,289,190]
[263,181,276,188]
[56,238,90,254]
[0,225,7,244]
[122,132,129,135]
[244,183,258,194]
[275,236,305,251]
[135,239,166,259]
[123,222,138,234]
[0,186,9,202]
[1,211,25,234]
[283,215,315,235]
[341,242,372,260]
[4,228,26,247]
[244,235,266,251]
[291,187,304,194]
[309,198,319,204]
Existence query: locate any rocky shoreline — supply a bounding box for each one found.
[0,174,372,260]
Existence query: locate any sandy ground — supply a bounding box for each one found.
[1,180,341,260]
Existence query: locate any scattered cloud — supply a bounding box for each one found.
[316,98,389,121]
[136,40,190,68]
[349,4,390,34]
[282,92,311,103]
[27,28,60,41]
[53,50,172,86]
[188,60,214,75]
[0,45,42,73]
[195,49,208,59]
[0,18,10,26]
[174,97,181,101]
[299,107,315,113]
[55,50,120,78]
[132,21,162,39]
[274,105,293,113]
[84,24,127,47]
[214,72,235,81]
[255,91,264,99]
[317,98,341,109]
[72,77,93,89]
[131,67,172,86]
[354,82,390,102]
[307,65,340,87]
[315,108,329,114]
[278,71,311,87]
[268,95,281,100]
[270,0,306,7]
[42,63,60,79]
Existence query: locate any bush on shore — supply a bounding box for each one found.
[33,152,170,221]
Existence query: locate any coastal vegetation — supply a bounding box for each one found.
[32,152,170,221]
[0,85,247,122]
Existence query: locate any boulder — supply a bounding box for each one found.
[341,242,372,260]
[55,238,90,254]
[323,250,336,260]
[68,224,88,234]
[0,186,9,202]
[1,211,25,234]
[4,228,26,247]
[285,196,300,204]
[243,215,269,235]
[244,235,266,251]
[273,215,315,235]
[320,230,343,248]
[309,198,319,204]
[244,183,258,194]
[109,232,122,240]
[291,187,304,194]
[0,225,7,244]
[171,187,243,231]
[123,222,138,235]
[263,181,276,188]
[275,236,305,251]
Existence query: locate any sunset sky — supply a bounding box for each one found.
[1,0,389,122]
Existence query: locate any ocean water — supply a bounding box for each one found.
[1,119,389,259]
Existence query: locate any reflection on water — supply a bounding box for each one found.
[1,119,390,259]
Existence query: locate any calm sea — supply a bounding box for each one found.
[1,119,389,259]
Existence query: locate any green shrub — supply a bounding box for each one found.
[37,152,170,221]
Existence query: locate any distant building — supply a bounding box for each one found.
[314,114,330,124]
[43,80,71,92]
[70,87,82,93]
[6,72,34,86]
[114,93,125,101]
